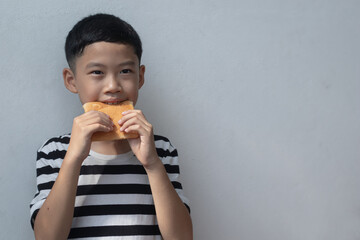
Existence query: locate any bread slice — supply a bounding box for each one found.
[83,101,139,141]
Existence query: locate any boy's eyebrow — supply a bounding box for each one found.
[85,62,105,69]
[85,61,136,69]
[118,60,136,66]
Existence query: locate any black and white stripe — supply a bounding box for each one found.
[30,134,189,239]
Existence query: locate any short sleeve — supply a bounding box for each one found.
[29,135,70,229]
[154,135,190,213]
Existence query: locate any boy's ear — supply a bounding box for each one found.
[138,65,145,89]
[63,68,78,93]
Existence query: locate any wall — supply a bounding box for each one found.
[0,0,359,239]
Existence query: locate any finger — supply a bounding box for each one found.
[123,124,150,136]
[118,111,150,127]
[87,122,113,134]
[86,110,112,121]
[119,111,140,123]
[81,119,114,131]
[121,109,141,115]
[119,116,150,133]
[82,111,113,127]
[119,117,149,131]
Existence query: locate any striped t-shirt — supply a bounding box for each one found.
[30,134,190,239]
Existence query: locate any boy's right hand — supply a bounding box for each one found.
[66,110,114,163]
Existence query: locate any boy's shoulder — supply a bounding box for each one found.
[154,134,178,158]
[154,134,174,146]
[154,135,170,142]
[38,133,71,153]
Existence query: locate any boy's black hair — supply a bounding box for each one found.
[65,13,142,71]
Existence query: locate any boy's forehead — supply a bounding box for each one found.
[76,42,139,66]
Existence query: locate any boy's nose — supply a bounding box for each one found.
[105,76,122,93]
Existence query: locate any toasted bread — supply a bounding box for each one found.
[83,101,139,141]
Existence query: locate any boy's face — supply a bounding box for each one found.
[64,42,145,106]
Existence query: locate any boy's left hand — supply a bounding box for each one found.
[118,110,160,169]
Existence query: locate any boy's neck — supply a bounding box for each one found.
[90,140,131,155]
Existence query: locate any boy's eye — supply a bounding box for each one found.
[91,70,103,75]
[120,69,132,74]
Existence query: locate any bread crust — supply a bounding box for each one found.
[83,101,139,141]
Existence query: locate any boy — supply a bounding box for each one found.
[30,13,192,239]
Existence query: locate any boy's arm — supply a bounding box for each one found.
[120,110,193,240]
[34,154,82,240]
[145,160,193,240]
[34,111,113,240]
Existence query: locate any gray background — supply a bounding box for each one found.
[1,0,359,239]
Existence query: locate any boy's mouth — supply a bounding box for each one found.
[102,99,126,105]
[104,102,121,105]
